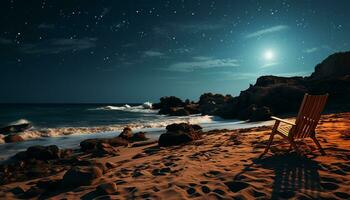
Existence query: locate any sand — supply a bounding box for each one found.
[1,112,350,199]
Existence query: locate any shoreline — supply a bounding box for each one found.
[0,112,349,199]
[0,118,273,161]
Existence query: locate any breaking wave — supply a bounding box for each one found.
[0,115,218,143]
[91,102,156,113]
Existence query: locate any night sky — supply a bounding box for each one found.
[1,0,349,103]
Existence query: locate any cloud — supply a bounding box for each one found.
[303,47,318,53]
[167,57,239,72]
[245,25,289,39]
[260,62,279,68]
[143,50,164,57]
[20,37,97,54]
[303,45,332,54]
[38,23,55,29]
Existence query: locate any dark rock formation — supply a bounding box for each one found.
[118,127,133,140]
[198,93,235,117]
[4,134,24,143]
[152,96,185,110]
[13,145,62,161]
[158,123,202,147]
[130,132,148,142]
[0,122,32,135]
[80,137,128,152]
[310,52,350,80]
[62,166,103,187]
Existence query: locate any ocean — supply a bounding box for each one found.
[0,103,273,160]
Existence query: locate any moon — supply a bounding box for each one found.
[263,50,275,61]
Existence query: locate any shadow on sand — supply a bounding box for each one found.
[233,153,322,199]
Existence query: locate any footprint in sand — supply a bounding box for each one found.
[334,191,350,199]
[224,181,250,193]
[320,182,340,191]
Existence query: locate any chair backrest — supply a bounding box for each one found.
[292,93,328,139]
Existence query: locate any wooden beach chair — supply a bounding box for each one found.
[261,93,328,157]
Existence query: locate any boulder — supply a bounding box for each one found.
[168,107,190,116]
[130,132,148,142]
[118,127,133,140]
[310,51,350,80]
[159,123,202,147]
[158,132,195,147]
[80,137,128,151]
[184,104,200,114]
[93,143,119,156]
[26,145,61,160]
[153,96,185,110]
[62,166,103,187]
[0,121,32,135]
[13,145,61,161]
[4,134,24,143]
[238,105,272,122]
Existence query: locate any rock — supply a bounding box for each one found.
[27,145,61,160]
[250,106,272,121]
[118,127,133,140]
[198,93,234,116]
[0,121,32,135]
[159,123,202,147]
[237,104,272,121]
[130,132,148,142]
[107,137,129,147]
[310,51,350,80]
[97,182,118,194]
[80,137,128,151]
[184,104,200,114]
[13,145,61,161]
[153,96,185,110]
[94,143,119,156]
[4,134,24,143]
[166,123,196,133]
[62,166,103,187]
[191,124,203,132]
[158,132,194,147]
[168,107,190,116]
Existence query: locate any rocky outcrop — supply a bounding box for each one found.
[62,166,103,187]
[153,96,200,116]
[118,127,133,140]
[4,134,24,143]
[80,137,128,152]
[310,52,350,80]
[158,123,202,147]
[0,122,32,135]
[153,52,350,121]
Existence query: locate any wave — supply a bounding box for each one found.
[91,102,157,113]
[0,115,218,143]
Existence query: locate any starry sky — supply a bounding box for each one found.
[0,0,349,103]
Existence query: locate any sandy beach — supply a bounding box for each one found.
[0,112,349,199]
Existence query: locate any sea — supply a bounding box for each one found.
[0,103,273,160]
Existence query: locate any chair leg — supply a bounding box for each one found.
[260,132,275,158]
[289,139,301,155]
[311,136,326,155]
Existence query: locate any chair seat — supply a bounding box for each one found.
[277,126,292,136]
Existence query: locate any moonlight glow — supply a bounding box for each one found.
[264,50,275,61]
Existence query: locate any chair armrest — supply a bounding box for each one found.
[271,116,296,126]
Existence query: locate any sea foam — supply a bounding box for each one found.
[14,114,217,141]
[91,102,157,113]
